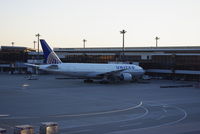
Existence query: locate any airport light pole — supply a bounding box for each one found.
[11,42,14,47]
[155,36,160,47]
[35,33,41,60]
[33,41,37,49]
[120,29,126,60]
[83,39,87,48]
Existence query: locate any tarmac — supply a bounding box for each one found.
[0,74,200,134]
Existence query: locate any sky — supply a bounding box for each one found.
[0,0,200,48]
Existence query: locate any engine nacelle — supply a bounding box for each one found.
[120,73,133,81]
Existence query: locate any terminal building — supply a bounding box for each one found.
[1,45,200,80]
[0,46,38,73]
[54,46,200,80]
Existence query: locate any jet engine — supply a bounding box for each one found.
[120,73,133,81]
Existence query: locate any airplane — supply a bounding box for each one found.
[27,39,145,83]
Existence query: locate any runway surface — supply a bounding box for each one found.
[0,74,200,134]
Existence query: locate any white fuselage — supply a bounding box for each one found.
[39,63,144,79]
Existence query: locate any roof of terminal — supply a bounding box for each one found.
[53,46,200,52]
[1,46,36,52]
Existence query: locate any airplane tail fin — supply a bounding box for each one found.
[40,39,62,64]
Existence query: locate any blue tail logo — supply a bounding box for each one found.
[40,39,62,64]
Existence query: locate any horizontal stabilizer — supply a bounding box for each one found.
[24,63,39,68]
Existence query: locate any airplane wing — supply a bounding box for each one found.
[79,69,127,78]
[96,69,127,77]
